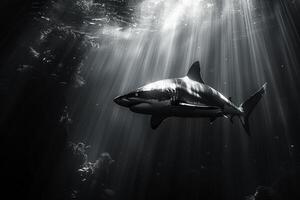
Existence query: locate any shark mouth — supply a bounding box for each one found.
[128,102,144,108]
[114,95,145,108]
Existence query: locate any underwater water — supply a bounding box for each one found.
[0,0,300,200]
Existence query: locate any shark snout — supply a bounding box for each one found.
[114,93,142,107]
[114,95,132,107]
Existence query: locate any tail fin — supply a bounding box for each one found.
[239,83,267,135]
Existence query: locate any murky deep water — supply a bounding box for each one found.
[1,0,300,200]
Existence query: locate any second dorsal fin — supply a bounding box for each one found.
[187,61,204,84]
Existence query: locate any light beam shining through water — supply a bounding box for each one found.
[67,0,300,199]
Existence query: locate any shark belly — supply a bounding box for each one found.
[129,101,170,114]
[169,105,223,118]
[130,101,223,118]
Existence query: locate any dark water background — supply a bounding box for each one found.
[0,1,300,200]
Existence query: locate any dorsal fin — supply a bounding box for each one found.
[187,61,204,83]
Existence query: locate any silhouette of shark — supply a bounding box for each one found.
[114,61,266,135]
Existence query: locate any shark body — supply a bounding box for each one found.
[114,61,266,134]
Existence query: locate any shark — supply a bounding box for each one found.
[114,61,266,135]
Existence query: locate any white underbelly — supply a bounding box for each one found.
[130,101,223,117]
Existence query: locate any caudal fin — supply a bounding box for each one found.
[239,83,267,135]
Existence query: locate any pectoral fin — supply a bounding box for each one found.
[150,115,167,129]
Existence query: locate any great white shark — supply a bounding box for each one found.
[114,61,266,135]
